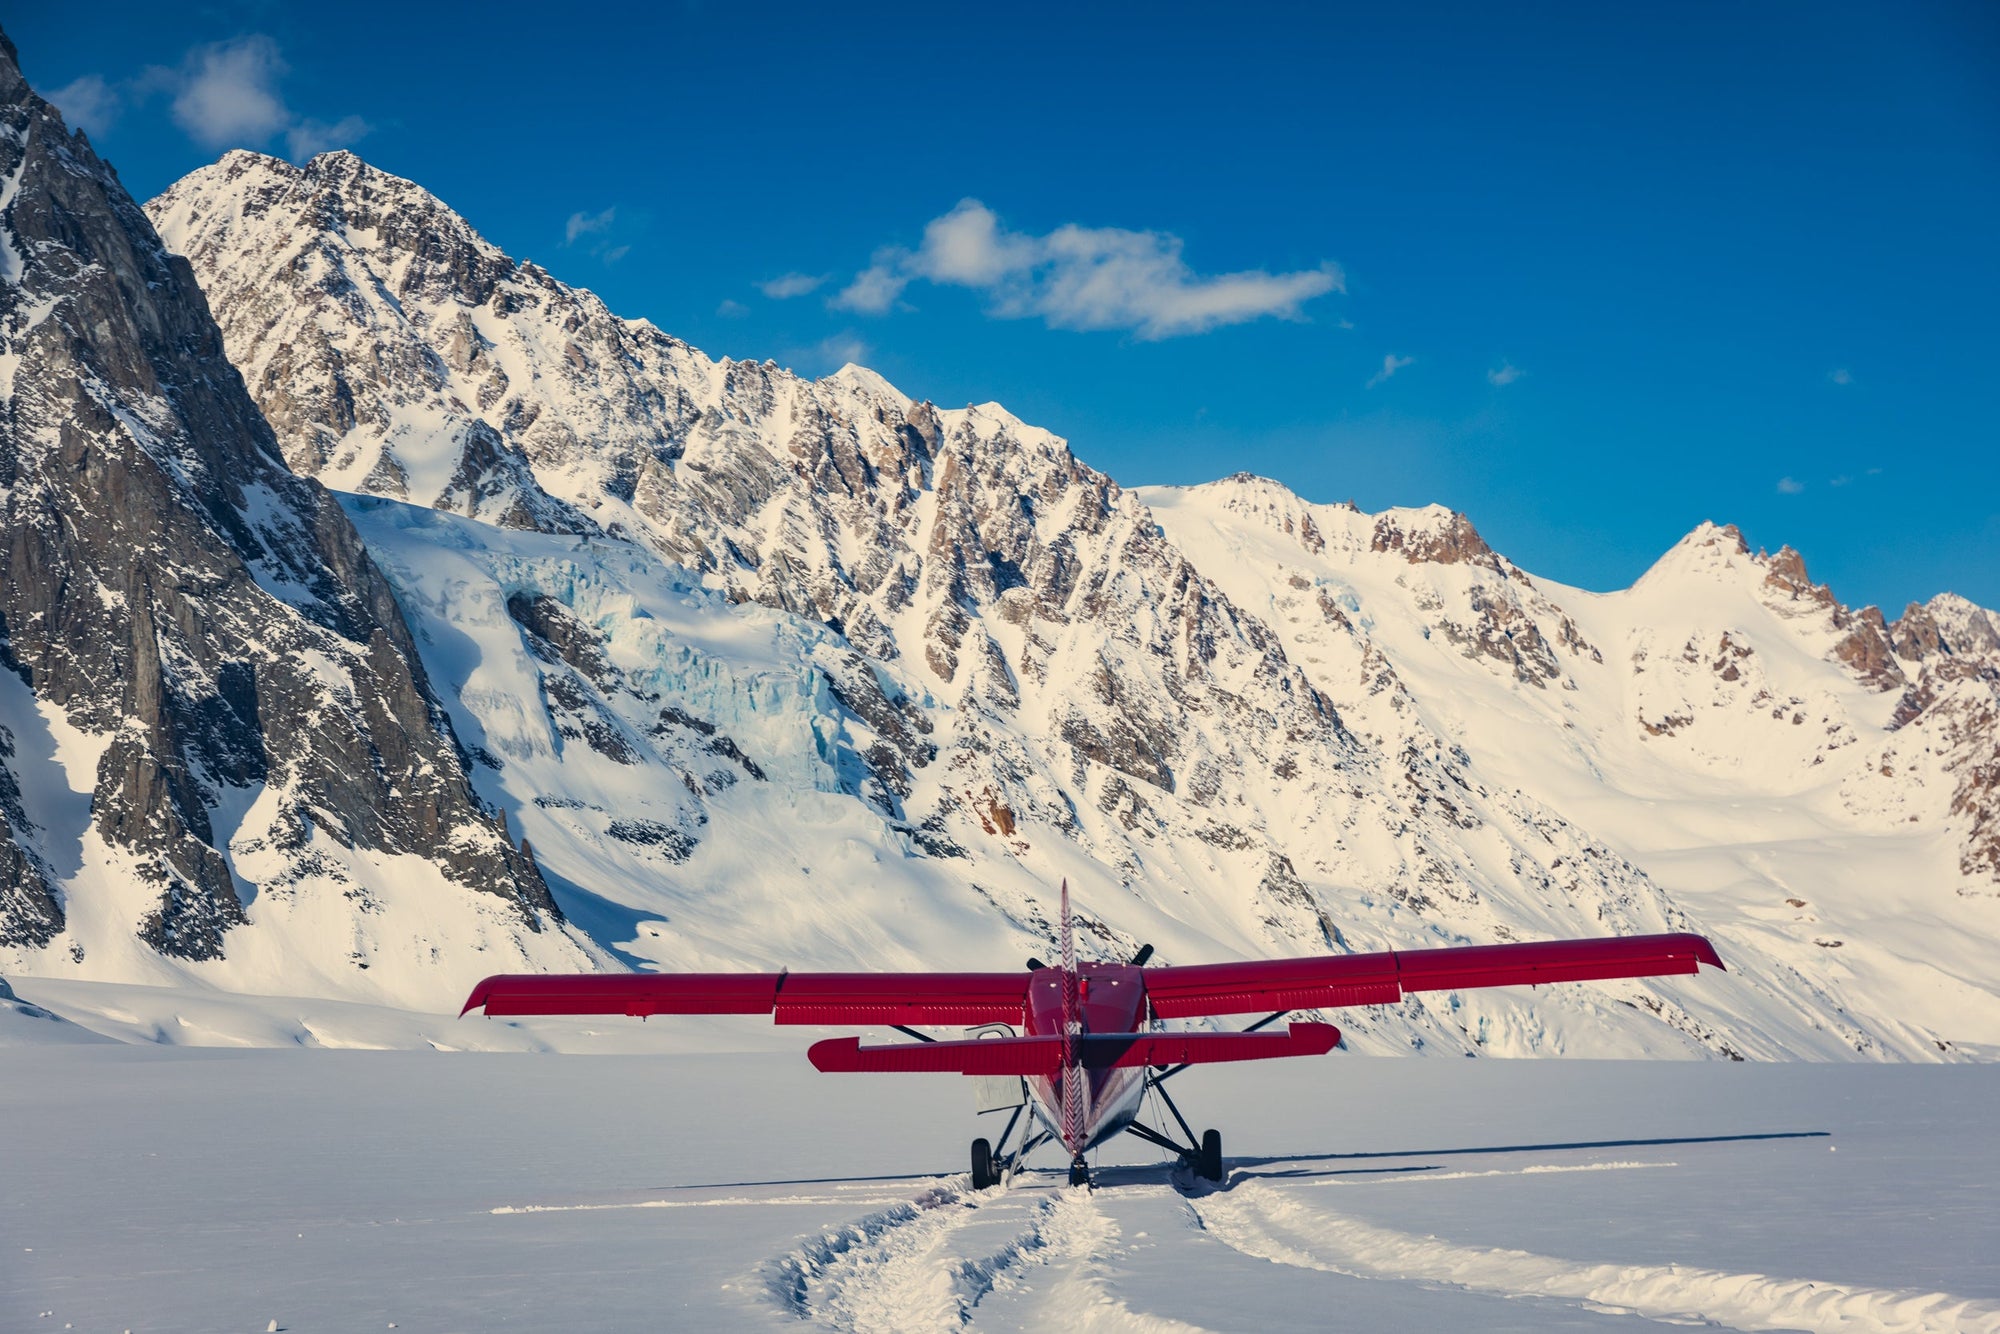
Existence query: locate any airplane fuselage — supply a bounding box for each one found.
[1022,961,1149,1153]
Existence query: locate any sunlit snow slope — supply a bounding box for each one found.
[1142,477,2000,1058]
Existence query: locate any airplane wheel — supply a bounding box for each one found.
[1198,1129,1223,1182]
[1068,1155,1091,1187]
[971,1138,997,1190]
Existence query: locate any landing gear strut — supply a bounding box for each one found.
[1123,1068,1227,1182]
[973,1102,1046,1189]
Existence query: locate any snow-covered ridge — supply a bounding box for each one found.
[11,134,1990,1061]
[1143,474,2000,1055]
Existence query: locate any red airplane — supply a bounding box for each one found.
[462,882,1725,1188]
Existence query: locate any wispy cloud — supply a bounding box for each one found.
[1777,476,1806,495]
[817,333,871,367]
[170,36,290,147]
[560,207,631,263]
[48,74,118,137]
[1828,368,1852,385]
[564,207,616,245]
[831,199,1341,339]
[48,36,369,162]
[1487,361,1522,386]
[782,332,873,376]
[833,259,910,317]
[286,114,371,159]
[1366,354,1415,388]
[759,272,827,300]
[716,298,750,318]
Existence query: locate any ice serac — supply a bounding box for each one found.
[0,29,560,969]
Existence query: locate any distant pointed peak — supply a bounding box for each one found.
[825,362,909,408]
[1635,521,1755,588]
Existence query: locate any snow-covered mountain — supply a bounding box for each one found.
[3,51,1994,1063]
[0,32,594,1007]
[115,146,2000,1059]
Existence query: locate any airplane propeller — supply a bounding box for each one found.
[1028,943,1154,970]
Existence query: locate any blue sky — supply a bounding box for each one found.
[13,1,1997,611]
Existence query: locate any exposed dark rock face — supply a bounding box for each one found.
[0,30,556,957]
[0,724,60,946]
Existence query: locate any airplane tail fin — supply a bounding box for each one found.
[1058,878,1083,1158]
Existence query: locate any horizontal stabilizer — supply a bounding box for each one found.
[807,1021,1340,1076]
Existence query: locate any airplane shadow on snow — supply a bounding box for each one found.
[1222,1130,1832,1185]
[660,1130,1828,1195]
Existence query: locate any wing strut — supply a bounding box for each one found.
[1154,1010,1292,1085]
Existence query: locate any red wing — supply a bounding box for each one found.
[1143,932,1724,1019]
[461,970,1030,1026]
[808,1022,1340,1076]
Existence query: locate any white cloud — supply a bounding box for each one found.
[817,333,871,367]
[716,299,750,318]
[1366,354,1415,388]
[48,74,118,137]
[564,207,616,245]
[1828,368,1852,385]
[171,36,290,148]
[1487,361,1522,386]
[832,258,911,315]
[1777,476,1806,495]
[831,199,1341,339]
[62,36,367,161]
[759,272,828,299]
[602,244,631,264]
[286,114,372,160]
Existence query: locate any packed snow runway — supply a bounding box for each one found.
[5,1043,1997,1333]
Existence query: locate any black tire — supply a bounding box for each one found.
[1198,1129,1223,1182]
[971,1138,996,1190]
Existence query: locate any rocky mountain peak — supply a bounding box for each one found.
[1368,505,1493,566]
[0,32,569,980]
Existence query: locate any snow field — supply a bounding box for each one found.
[4,1046,1993,1332]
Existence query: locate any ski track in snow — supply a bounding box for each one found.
[761,1179,1213,1333]
[1187,1178,2000,1334]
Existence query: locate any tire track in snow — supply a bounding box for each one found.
[759,1179,1215,1333]
[994,1186,1215,1334]
[1188,1179,2000,1334]
[760,1180,1054,1332]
